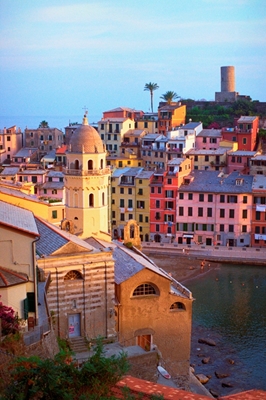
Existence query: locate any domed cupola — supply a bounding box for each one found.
[69,113,104,154]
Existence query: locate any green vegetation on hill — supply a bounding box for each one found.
[185,100,261,128]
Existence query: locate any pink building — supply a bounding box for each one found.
[176,170,253,247]
[195,129,222,150]
[227,150,258,174]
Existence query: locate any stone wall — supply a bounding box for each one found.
[127,351,158,382]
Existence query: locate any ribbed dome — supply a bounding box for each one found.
[69,115,104,153]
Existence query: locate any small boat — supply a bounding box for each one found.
[157,365,171,379]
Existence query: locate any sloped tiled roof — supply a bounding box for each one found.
[35,218,95,257]
[0,266,28,287]
[0,200,39,236]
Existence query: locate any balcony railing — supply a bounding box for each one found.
[63,167,110,176]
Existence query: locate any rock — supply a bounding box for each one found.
[209,389,219,398]
[215,371,229,379]
[202,357,210,364]
[222,382,233,388]
[198,338,216,346]
[227,358,235,365]
[196,374,210,384]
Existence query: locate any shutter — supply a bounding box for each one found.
[27,292,36,312]
[23,298,29,320]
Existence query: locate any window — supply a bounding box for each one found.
[112,187,115,194]
[114,134,117,140]
[198,207,203,217]
[48,135,52,141]
[229,225,234,232]
[120,213,125,221]
[188,193,193,200]
[220,195,225,203]
[158,187,162,194]
[207,208,212,217]
[129,213,133,219]
[155,212,160,220]
[170,302,186,311]
[199,194,204,202]
[242,210,247,219]
[138,188,143,195]
[137,201,145,208]
[205,155,209,162]
[145,216,149,223]
[52,189,57,195]
[151,187,155,194]
[256,211,260,221]
[120,188,124,194]
[52,210,57,219]
[203,137,207,143]
[243,138,247,145]
[167,178,172,184]
[229,209,235,218]
[227,195,237,203]
[195,156,198,162]
[220,224,224,232]
[128,199,133,208]
[165,190,174,198]
[220,209,225,218]
[155,200,160,208]
[156,224,160,232]
[64,270,83,280]
[243,196,247,204]
[132,283,158,296]
[242,225,247,233]
[179,192,184,199]
[208,194,213,202]
[7,136,11,141]
[118,161,123,167]
[179,207,184,216]
[139,214,143,223]
[89,193,94,207]
[255,226,260,234]
[112,211,115,218]
[139,179,142,184]
[188,207,193,216]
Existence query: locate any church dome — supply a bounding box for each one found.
[69,114,104,153]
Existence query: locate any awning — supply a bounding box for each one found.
[183,234,194,238]
[256,205,266,212]
[255,234,266,240]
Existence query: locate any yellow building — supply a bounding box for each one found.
[64,113,111,241]
[0,201,39,324]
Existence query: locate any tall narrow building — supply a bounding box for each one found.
[64,113,111,240]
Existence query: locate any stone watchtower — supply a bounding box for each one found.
[63,113,111,240]
[215,66,239,102]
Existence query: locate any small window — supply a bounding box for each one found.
[170,302,186,311]
[64,270,83,280]
[132,283,158,297]
[52,210,57,219]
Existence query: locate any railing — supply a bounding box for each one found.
[63,167,110,176]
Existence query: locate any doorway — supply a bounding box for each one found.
[137,334,151,351]
[68,313,81,338]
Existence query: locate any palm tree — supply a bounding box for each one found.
[160,91,180,105]
[39,120,49,128]
[144,82,159,112]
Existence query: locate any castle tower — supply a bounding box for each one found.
[221,66,235,92]
[215,65,238,102]
[63,113,111,240]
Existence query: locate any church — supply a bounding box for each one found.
[1,113,193,381]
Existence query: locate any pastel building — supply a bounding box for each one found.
[227,150,258,174]
[0,125,23,165]
[195,129,222,150]
[251,175,266,247]
[176,171,253,247]
[24,127,64,161]
[250,154,266,176]
[221,116,259,151]
[150,158,192,243]
[158,103,186,135]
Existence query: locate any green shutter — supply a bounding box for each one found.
[23,298,29,320]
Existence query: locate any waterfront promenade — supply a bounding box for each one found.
[142,242,266,265]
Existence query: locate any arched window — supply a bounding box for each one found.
[102,192,105,205]
[100,159,104,169]
[89,193,94,207]
[64,270,83,280]
[132,283,159,297]
[170,302,186,311]
[88,160,93,170]
[74,160,79,170]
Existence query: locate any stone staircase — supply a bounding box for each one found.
[69,337,90,354]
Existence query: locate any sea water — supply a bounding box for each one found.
[186,264,266,394]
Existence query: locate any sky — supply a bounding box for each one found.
[0,0,265,123]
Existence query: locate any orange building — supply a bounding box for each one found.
[158,103,186,135]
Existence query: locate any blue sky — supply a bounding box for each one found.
[0,0,265,121]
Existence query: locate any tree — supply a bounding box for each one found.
[160,91,180,105]
[144,82,159,112]
[0,297,19,335]
[39,120,49,128]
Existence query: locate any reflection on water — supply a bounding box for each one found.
[186,264,266,394]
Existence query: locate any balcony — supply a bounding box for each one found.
[63,167,110,176]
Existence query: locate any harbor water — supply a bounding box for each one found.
[186,263,266,395]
